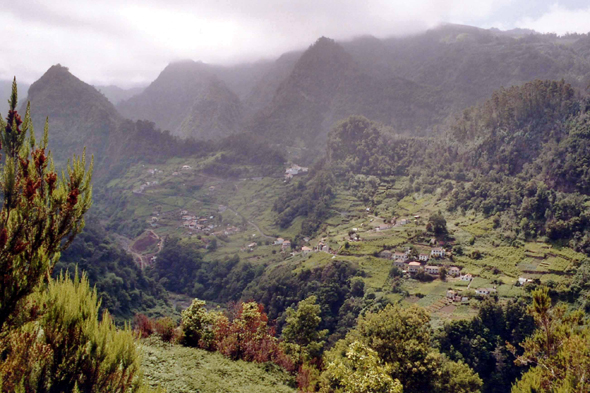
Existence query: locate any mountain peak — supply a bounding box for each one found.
[313,36,336,47]
[25,65,120,162]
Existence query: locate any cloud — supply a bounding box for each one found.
[0,0,519,86]
[516,3,590,35]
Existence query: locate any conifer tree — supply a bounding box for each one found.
[0,79,93,333]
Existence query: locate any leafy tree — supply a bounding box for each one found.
[209,238,217,252]
[439,267,447,281]
[350,277,365,297]
[320,341,403,393]
[181,298,222,349]
[429,211,448,236]
[283,296,328,359]
[437,298,535,393]
[323,304,482,392]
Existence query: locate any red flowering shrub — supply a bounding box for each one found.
[155,317,178,342]
[210,302,296,371]
[133,313,154,338]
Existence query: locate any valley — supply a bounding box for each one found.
[4,22,590,393]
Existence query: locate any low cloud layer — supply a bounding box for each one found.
[517,3,590,35]
[1,0,588,87]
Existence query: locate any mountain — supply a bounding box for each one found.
[117,60,243,140]
[242,51,302,116]
[248,37,441,145]
[94,84,145,105]
[108,25,590,151]
[373,24,590,115]
[24,64,122,164]
[24,64,201,177]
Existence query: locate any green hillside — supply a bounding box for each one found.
[141,338,295,393]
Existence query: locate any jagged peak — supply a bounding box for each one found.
[311,36,338,49]
[30,64,96,96]
[25,64,118,116]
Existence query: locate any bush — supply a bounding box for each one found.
[181,298,221,349]
[155,317,178,343]
[134,313,155,338]
[1,273,149,392]
[214,302,296,371]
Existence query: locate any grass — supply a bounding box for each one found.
[141,338,296,393]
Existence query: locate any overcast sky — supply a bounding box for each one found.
[3,0,590,87]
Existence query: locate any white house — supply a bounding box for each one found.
[301,246,312,255]
[476,288,496,296]
[393,252,409,262]
[449,266,461,276]
[424,265,440,275]
[419,254,429,262]
[274,238,285,245]
[182,165,191,170]
[408,261,421,273]
[460,274,473,281]
[431,248,445,257]
[518,277,533,286]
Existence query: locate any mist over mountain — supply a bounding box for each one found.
[117,60,246,140]
[94,85,145,105]
[112,24,590,147]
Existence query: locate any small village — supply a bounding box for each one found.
[121,161,572,315]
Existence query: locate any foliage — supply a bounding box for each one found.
[0,272,148,393]
[140,336,296,393]
[134,313,155,338]
[282,296,328,359]
[511,287,590,392]
[181,298,222,349]
[154,317,178,343]
[437,298,536,393]
[429,211,448,236]
[151,238,263,302]
[55,217,169,319]
[214,302,295,371]
[0,80,93,333]
[177,299,296,372]
[243,260,364,344]
[324,304,482,393]
[327,116,394,177]
[320,341,403,393]
[274,160,335,236]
